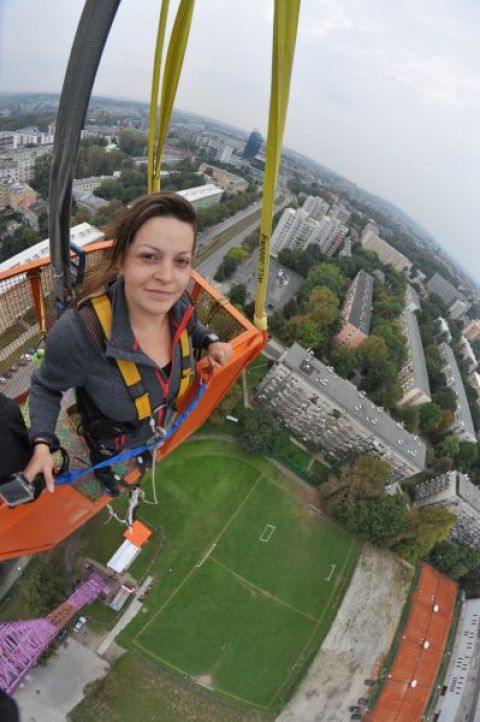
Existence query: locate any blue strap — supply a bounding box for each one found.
[54,381,209,487]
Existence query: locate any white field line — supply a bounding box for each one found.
[325,563,336,582]
[259,524,276,543]
[196,542,216,568]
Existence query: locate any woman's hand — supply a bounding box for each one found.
[206,341,234,368]
[23,444,55,492]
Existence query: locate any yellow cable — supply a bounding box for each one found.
[147,0,170,194]
[254,0,301,331]
[152,0,196,192]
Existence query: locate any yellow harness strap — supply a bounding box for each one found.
[177,328,194,401]
[90,295,152,421]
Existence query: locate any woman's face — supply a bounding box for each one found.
[120,215,195,319]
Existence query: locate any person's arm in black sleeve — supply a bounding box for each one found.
[29,310,88,444]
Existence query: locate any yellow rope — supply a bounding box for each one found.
[147,0,170,194]
[254,0,301,331]
[148,0,196,193]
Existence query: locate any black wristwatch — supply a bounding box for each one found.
[203,332,220,350]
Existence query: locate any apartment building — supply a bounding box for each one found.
[437,317,452,343]
[334,270,374,348]
[405,284,421,312]
[72,175,117,193]
[328,201,351,225]
[415,471,480,548]
[302,195,329,221]
[459,336,478,373]
[270,208,310,257]
[198,163,248,194]
[449,298,471,321]
[257,343,426,480]
[439,342,477,443]
[360,223,412,273]
[0,179,36,211]
[398,308,431,406]
[426,272,462,307]
[0,144,53,183]
[464,319,480,343]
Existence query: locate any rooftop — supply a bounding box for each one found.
[177,183,223,202]
[345,270,374,334]
[402,307,431,396]
[439,342,476,442]
[283,343,426,468]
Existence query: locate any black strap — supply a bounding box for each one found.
[49,0,121,312]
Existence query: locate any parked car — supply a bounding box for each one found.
[73,615,87,632]
[55,628,67,642]
[349,706,361,713]
[0,377,6,384]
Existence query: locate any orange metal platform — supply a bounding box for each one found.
[0,243,266,560]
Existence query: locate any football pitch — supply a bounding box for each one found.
[118,439,360,712]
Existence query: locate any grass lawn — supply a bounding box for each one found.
[70,652,269,722]
[71,438,359,717]
[311,459,330,484]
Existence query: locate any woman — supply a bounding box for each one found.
[25,192,233,496]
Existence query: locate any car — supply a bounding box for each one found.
[21,353,33,360]
[73,615,87,632]
[0,377,6,384]
[349,706,361,713]
[55,628,67,642]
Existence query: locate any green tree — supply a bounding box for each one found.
[283,315,324,349]
[432,387,458,412]
[358,335,388,368]
[329,343,358,378]
[418,402,442,433]
[395,405,419,432]
[456,442,478,472]
[239,408,287,456]
[335,494,409,545]
[18,550,69,617]
[118,130,148,156]
[437,433,460,459]
[428,540,480,580]
[394,505,456,563]
[321,455,391,505]
[304,286,340,330]
[31,153,53,198]
[228,284,247,308]
[208,383,243,426]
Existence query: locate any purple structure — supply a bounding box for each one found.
[0,572,105,694]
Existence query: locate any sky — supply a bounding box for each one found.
[1,0,479,280]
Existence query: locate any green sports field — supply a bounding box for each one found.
[110,439,360,713]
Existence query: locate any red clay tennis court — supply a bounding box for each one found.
[365,563,457,722]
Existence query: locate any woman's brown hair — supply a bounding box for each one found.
[73,191,197,306]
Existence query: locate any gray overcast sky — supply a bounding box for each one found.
[1,0,479,279]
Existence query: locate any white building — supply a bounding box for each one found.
[73,175,117,192]
[176,183,223,209]
[459,336,478,373]
[437,317,452,343]
[215,144,234,164]
[0,144,53,183]
[449,298,471,321]
[405,284,421,312]
[270,207,309,257]
[0,223,105,273]
[302,195,329,221]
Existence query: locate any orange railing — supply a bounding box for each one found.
[0,242,266,560]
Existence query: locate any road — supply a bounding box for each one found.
[197,198,290,282]
[196,201,262,249]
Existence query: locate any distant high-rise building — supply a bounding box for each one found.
[302,195,329,221]
[242,130,262,159]
[329,201,351,225]
[270,208,312,257]
[215,144,233,164]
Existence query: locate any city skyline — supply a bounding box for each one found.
[1,0,479,280]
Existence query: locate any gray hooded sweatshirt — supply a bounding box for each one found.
[28,278,212,447]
